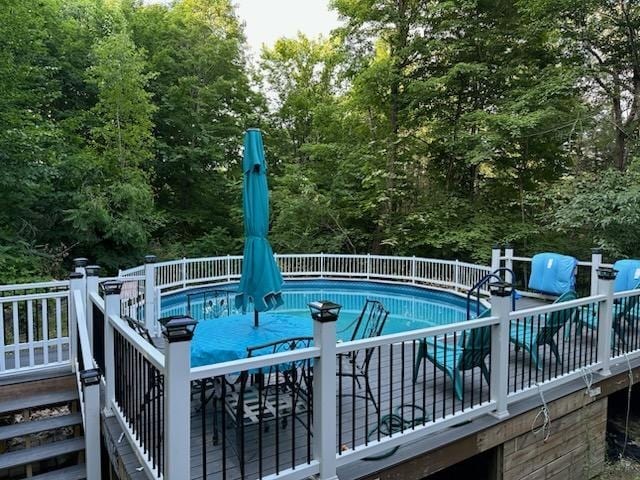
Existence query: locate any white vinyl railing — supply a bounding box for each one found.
[0,282,72,374]
[121,254,492,295]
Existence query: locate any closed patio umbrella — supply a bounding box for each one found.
[235,128,284,326]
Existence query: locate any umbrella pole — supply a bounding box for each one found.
[254,309,259,327]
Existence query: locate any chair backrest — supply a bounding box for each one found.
[460,309,492,371]
[241,337,314,418]
[350,300,389,372]
[529,253,577,295]
[124,316,156,348]
[613,260,640,293]
[615,280,640,319]
[350,300,389,342]
[538,290,577,343]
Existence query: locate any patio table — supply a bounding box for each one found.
[190,312,313,367]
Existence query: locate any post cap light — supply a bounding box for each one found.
[80,368,101,386]
[86,265,101,276]
[144,255,157,264]
[160,315,197,343]
[489,281,513,297]
[591,247,604,255]
[73,257,89,268]
[597,267,618,281]
[101,280,123,296]
[69,272,84,280]
[308,300,342,323]
[492,243,502,250]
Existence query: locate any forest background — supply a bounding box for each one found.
[3,0,640,282]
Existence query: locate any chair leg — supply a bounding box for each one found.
[365,377,378,413]
[453,370,463,401]
[480,362,490,385]
[413,340,425,382]
[530,345,541,371]
[549,340,561,364]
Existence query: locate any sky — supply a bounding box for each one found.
[234,0,340,56]
[144,1,340,57]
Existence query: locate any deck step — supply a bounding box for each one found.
[0,388,77,416]
[0,437,85,470]
[30,463,86,480]
[0,412,82,441]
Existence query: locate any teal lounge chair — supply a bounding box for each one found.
[413,309,492,401]
[571,280,640,347]
[510,290,577,370]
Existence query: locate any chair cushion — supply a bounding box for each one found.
[529,253,577,295]
[613,260,640,293]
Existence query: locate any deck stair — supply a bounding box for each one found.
[0,373,87,479]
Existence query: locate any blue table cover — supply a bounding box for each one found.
[190,313,313,367]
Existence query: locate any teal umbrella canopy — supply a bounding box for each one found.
[235,129,284,323]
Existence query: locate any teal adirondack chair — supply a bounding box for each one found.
[571,280,640,347]
[510,290,577,370]
[413,309,492,401]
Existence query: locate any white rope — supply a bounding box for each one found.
[622,353,634,457]
[532,384,551,442]
[580,366,594,395]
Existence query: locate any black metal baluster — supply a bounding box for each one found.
[442,334,447,419]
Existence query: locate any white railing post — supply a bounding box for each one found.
[454,259,460,290]
[226,254,232,282]
[162,316,197,479]
[310,302,339,480]
[591,248,603,297]
[412,255,417,284]
[366,253,371,280]
[490,281,511,419]
[144,255,157,333]
[103,280,122,415]
[491,243,501,273]
[182,257,187,288]
[504,243,514,285]
[73,257,88,274]
[69,272,84,372]
[596,267,617,376]
[85,265,101,346]
[154,287,162,337]
[320,252,325,278]
[80,369,102,480]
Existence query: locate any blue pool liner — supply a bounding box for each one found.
[528,253,577,295]
[613,259,640,292]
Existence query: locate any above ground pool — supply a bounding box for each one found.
[161,280,479,341]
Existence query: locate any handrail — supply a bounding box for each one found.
[466,268,516,319]
[0,280,69,292]
[73,290,95,372]
[335,314,500,354]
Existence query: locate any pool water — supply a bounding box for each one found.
[161,280,478,340]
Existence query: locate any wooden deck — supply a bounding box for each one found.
[109,294,605,480]
[138,295,607,480]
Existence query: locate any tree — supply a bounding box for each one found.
[65,30,161,268]
[130,0,260,246]
[522,0,640,170]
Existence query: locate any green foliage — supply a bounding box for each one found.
[3,0,640,284]
[547,170,640,258]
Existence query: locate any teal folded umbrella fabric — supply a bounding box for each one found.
[235,129,284,322]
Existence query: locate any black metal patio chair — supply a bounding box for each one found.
[336,299,389,412]
[222,336,314,475]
